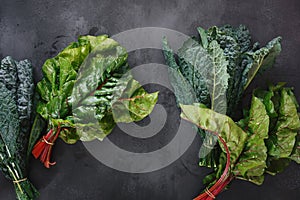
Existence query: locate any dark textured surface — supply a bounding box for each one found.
[0,0,300,199]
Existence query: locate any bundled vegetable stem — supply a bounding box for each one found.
[32,126,61,168]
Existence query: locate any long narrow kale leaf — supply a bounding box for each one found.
[0,57,38,200]
[0,57,18,99]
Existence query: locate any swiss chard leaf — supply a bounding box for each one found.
[290,139,300,164]
[37,35,108,121]
[266,158,291,175]
[266,88,300,158]
[234,97,269,185]
[180,104,248,166]
[112,79,158,123]
[55,36,158,142]
[69,38,128,106]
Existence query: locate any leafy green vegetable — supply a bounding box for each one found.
[193,25,282,116]
[233,97,269,185]
[32,35,158,167]
[0,56,18,99]
[266,88,300,158]
[179,40,229,114]
[0,56,38,200]
[162,38,197,105]
[181,83,300,200]
[112,79,158,123]
[163,25,282,173]
[180,104,248,166]
[242,37,282,90]
[255,84,300,175]
[27,114,46,159]
[290,132,300,164]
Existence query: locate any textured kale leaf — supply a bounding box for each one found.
[0,77,38,199]
[0,57,35,165]
[162,37,197,105]
[242,37,282,90]
[0,82,20,160]
[197,25,281,116]
[0,57,18,99]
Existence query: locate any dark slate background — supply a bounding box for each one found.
[0,0,300,199]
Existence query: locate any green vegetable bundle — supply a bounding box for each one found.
[181,83,300,199]
[162,25,299,199]
[31,35,158,168]
[163,25,282,170]
[163,25,281,114]
[0,57,38,199]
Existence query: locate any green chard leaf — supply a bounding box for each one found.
[33,35,158,169]
[252,84,300,175]
[112,79,158,123]
[36,35,101,120]
[66,37,158,142]
[266,88,300,158]
[234,97,269,185]
[289,136,300,164]
[180,104,248,166]
[69,38,128,106]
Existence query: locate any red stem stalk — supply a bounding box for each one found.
[193,135,232,200]
[32,126,61,168]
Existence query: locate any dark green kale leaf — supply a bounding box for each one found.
[0,82,38,200]
[0,56,18,99]
[162,37,199,105]
[16,60,34,131]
